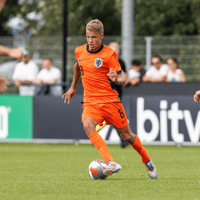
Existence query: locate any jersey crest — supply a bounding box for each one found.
[94,58,103,68]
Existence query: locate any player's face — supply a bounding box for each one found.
[42,59,52,71]
[86,30,104,52]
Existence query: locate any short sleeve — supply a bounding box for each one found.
[12,64,20,79]
[128,69,140,78]
[54,68,62,82]
[107,52,122,74]
[160,65,169,76]
[146,67,154,77]
[176,69,182,74]
[36,69,44,79]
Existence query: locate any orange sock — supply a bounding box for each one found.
[88,131,114,163]
[131,135,150,163]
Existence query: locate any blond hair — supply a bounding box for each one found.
[86,19,104,34]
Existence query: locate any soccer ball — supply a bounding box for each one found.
[88,159,107,180]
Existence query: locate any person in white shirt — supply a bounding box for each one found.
[12,51,39,96]
[126,59,146,85]
[166,58,186,83]
[33,57,62,96]
[143,55,169,83]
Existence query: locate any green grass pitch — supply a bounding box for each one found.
[0,143,199,200]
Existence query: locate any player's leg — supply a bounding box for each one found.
[96,120,129,148]
[118,125,157,179]
[104,102,157,179]
[83,117,114,163]
[83,117,121,176]
[82,105,121,176]
[115,127,129,148]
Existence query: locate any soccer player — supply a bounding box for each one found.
[0,45,23,92]
[62,19,157,179]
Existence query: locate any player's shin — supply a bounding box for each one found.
[131,134,150,163]
[88,131,114,163]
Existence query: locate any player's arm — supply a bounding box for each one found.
[0,45,23,61]
[107,52,127,86]
[62,62,81,104]
[107,68,127,86]
[194,90,200,102]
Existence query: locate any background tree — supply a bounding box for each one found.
[191,0,200,34]
[0,0,21,36]
[68,0,121,36]
[16,0,121,36]
[2,0,200,36]
[134,0,199,36]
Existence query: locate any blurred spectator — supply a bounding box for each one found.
[126,59,146,85]
[33,57,62,96]
[12,51,39,96]
[143,55,169,83]
[166,58,186,83]
[108,42,127,97]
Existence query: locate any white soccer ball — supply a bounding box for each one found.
[88,159,107,180]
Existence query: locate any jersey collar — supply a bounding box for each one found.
[86,44,104,54]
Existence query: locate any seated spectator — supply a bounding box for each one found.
[143,55,169,83]
[33,57,62,96]
[12,51,39,96]
[166,58,186,83]
[126,59,146,85]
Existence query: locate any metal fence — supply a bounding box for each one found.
[1,35,200,82]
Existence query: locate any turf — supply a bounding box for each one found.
[0,143,199,200]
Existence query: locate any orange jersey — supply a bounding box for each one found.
[75,44,122,105]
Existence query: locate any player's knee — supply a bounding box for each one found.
[123,133,131,142]
[120,131,135,144]
[83,118,96,133]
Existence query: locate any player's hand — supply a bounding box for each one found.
[194,90,200,102]
[8,48,23,62]
[0,76,9,93]
[107,68,117,83]
[62,87,76,104]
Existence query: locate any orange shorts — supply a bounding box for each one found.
[82,102,128,128]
